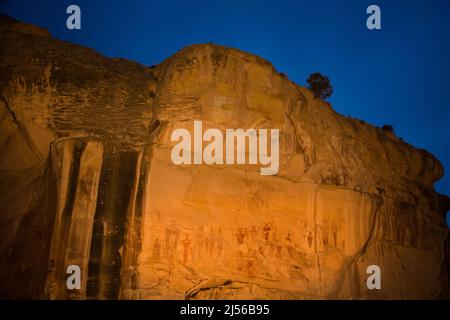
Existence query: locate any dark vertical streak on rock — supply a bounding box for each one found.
[132,148,149,287]
[88,147,138,299]
[62,140,85,221]
[110,150,138,298]
[86,216,103,298]
[120,146,151,298]
[86,145,112,299]
[55,140,84,298]
[35,157,58,299]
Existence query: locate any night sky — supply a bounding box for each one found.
[1,0,449,225]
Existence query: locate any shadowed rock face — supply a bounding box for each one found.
[0,14,449,299]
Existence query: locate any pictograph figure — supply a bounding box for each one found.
[332,224,338,247]
[307,231,313,248]
[152,238,161,260]
[182,235,190,263]
[263,223,271,241]
[235,228,246,245]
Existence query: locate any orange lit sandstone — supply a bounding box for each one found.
[0,14,448,299]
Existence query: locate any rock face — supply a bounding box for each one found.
[0,14,449,299]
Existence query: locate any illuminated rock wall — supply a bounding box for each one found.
[0,14,448,299]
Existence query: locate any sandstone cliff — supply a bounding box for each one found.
[0,14,449,299]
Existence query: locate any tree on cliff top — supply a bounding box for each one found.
[307,73,333,100]
[381,124,394,133]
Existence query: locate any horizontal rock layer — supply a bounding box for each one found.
[0,14,448,299]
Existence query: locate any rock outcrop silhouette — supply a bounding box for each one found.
[0,14,449,299]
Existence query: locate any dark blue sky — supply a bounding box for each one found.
[1,0,449,224]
